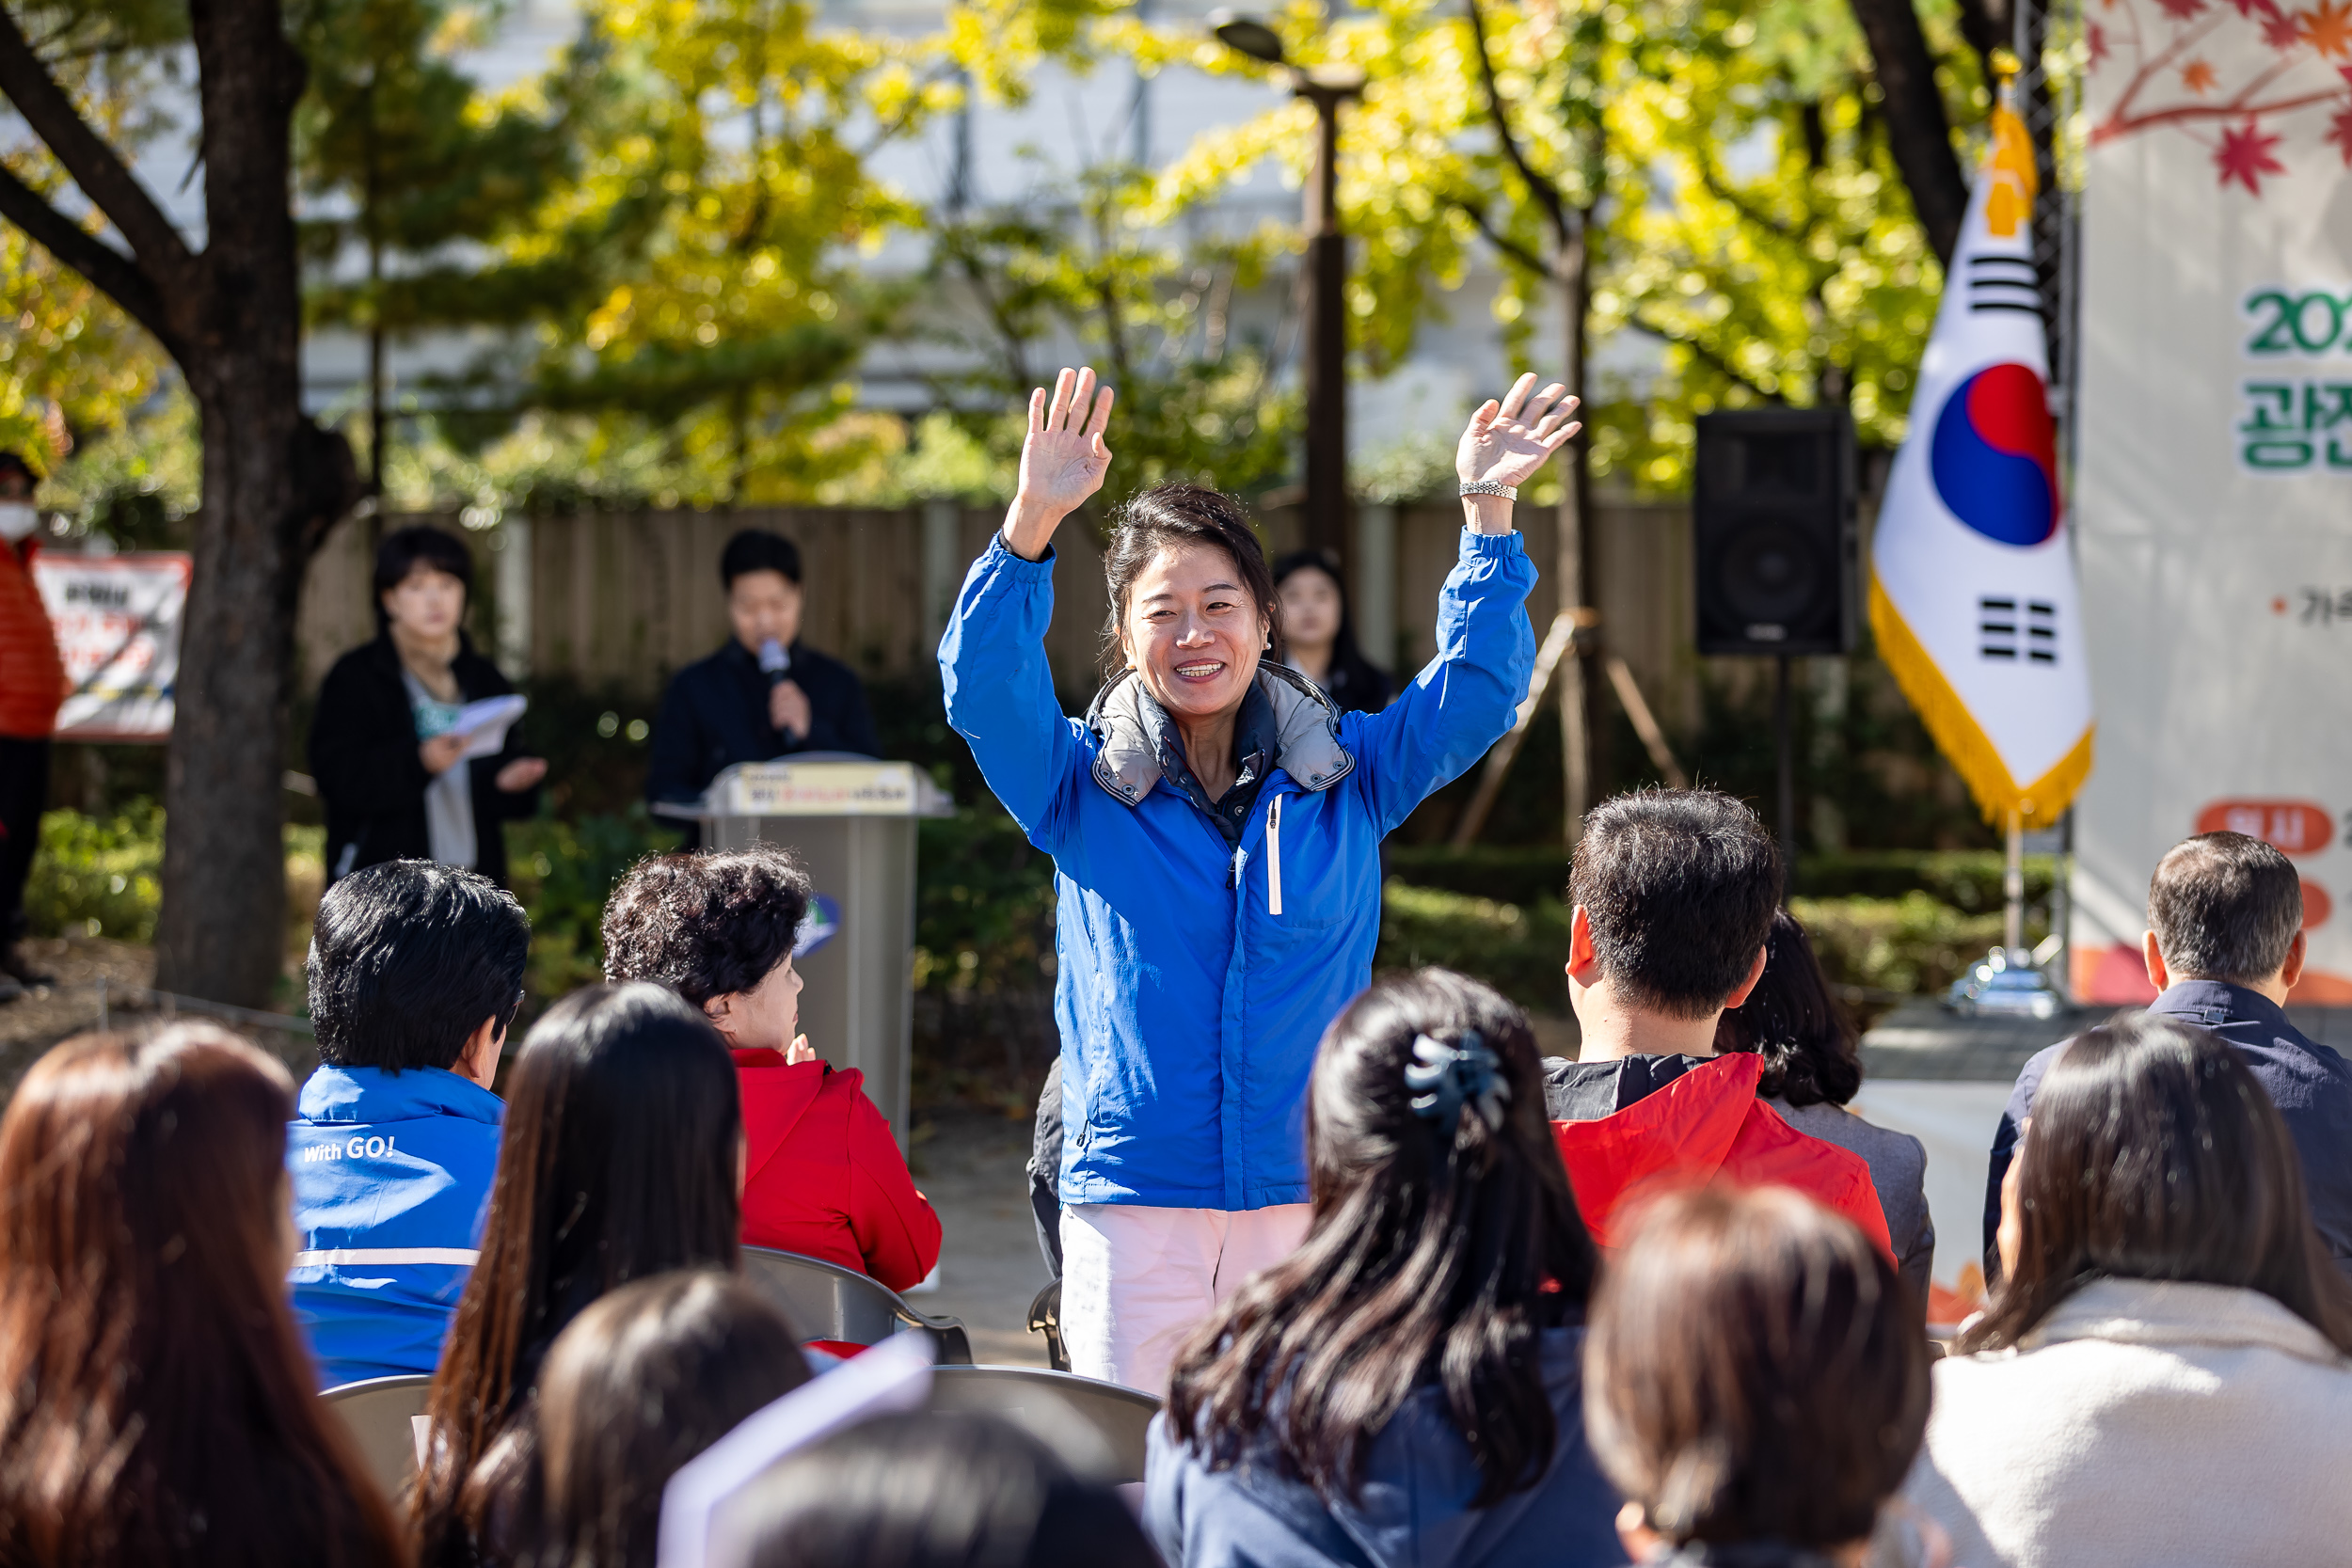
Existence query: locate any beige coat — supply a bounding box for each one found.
[1903,1277,2352,1568]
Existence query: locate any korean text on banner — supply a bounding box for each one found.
[1868,95,2093,827]
[2073,0,2352,1004]
[31,553,191,742]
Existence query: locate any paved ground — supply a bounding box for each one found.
[907,1108,1056,1368]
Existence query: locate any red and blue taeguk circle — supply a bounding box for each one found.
[1929,361,2059,546]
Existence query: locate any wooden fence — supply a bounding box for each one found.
[298,498,1703,728]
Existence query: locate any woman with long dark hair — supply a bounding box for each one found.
[1714,907,1934,1309]
[943,365,1578,1392]
[1144,969,1618,1567]
[517,1271,810,1568]
[410,983,744,1567]
[311,525,546,887]
[0,1026,406,1566]
[1908,1013,2352,1566]
[1271,547,1391,715]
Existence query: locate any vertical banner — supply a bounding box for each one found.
[31,552,191,741]
[2074,3,2352,1002]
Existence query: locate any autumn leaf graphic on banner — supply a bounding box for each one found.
[2093,0,2352,185]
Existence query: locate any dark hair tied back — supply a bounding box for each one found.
[1098,483,1281,679]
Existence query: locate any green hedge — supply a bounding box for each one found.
[27,804,166,942]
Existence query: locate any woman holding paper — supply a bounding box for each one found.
[311,525,546,887]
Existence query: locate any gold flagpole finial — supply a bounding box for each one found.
[1990,47,2021,95]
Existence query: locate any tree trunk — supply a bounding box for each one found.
[1844,0,1969,265]
[151,0,331,1009]
[1557,219,1592,848]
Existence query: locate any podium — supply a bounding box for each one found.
[660,759,952,1150]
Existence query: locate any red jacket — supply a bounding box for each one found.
[0,541,63,739]
[1552,1053,1894,1260]
[734,1050,943,1292]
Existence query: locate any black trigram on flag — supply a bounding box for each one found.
[1967,255,2042,316]
[1979,595,2057,664]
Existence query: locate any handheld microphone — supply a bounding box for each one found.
[758,638,792,687]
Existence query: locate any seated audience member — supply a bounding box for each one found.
[1912,1013,2352,1568]
[290,859,531,1387]
[411,983,744,1568]
[1546,789,1892,1257]
[1715,907,1934,1308]
[728,1412,1158,1568]
[602,846,942,1291]
[1146,969,1624,1568]
[517,1271,812,1568]
[1587,1185,1930,1568]
[0,1026,405,1566]
[1986,830,2352,1270]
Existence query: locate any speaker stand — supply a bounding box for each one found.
[1775,653,1795,893]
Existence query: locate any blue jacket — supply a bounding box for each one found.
[942,530,1534,1210]
[1983,979,2352,1270]
[287,1064,504,1389]
[1142,1325,1627,1568]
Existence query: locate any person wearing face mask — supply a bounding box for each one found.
[0,452,62,992]
[644,530,882,825]
[942,366,1579,1394]
[1272,547,1391,715]
[310,526,548,887]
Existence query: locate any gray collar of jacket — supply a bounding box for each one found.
[1083,663,1356,805]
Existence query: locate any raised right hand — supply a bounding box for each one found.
[1003,366,1114,561]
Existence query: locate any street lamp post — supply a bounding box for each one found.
[1210,12,1362,558]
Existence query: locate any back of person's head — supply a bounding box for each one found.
[1711,908,1861,1107]
[2148,831,2304,986]
[1571,788,1783,1019]
[1168,968,1599,1506]
[727,1411,1158,1568]
[529,1271,811,1568]
[0,1027,403,1566]
[414,983,742,1557]
[601,847,812,1009]
[1965,1011,2352,1354]
[310,860,531,1073]
[1586,1186,1928,1557]
[721,530,803,589]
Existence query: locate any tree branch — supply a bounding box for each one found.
[1628,309,1785,404]
[0,162,176,356]
[1463,0,1570,249]
[0,6,193,280]
[1841,0,1967,265]
[1450,195,1551,280]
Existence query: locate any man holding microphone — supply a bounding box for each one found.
[645,530,882,823]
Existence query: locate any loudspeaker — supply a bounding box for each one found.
[1692,409,1857,657]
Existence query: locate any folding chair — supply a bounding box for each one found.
[740,1245,974,1364]
[923,1364,1162,1483]
[321,1373,433,1500]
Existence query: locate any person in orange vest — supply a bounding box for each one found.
[0,451,61,996]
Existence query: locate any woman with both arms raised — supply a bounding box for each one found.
[942,364,1578,1393]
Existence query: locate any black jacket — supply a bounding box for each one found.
[1985,978,2352,1271]
[644,639,881,805]
[310,634,539,888]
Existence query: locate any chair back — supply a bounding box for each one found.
[321,1373,433,1501]
[740,1246,974,1364]
[923,1365,1161,1483]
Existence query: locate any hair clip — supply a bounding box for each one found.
[1405,1029,1509,1133]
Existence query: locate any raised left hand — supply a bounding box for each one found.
[1457,373,1581,489]
[495,757,548,793]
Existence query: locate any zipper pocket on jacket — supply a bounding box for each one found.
[1265,795,1284,915]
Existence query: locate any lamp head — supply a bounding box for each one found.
[1208,8,1287,65]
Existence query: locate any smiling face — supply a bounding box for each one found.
[1118,542,1271,723]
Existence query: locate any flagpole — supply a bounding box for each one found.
[2003,809,2026,957]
